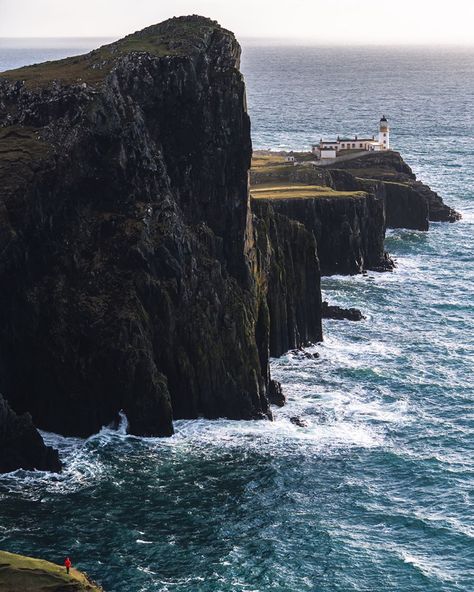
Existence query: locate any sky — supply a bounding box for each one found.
[0,0,473,45]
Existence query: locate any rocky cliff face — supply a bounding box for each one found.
[326,169,429,231]
[253,193,393,276]
[329,151,460,224]
[0,394,61,473]
[253,203,322,357]
[0,16,273,437]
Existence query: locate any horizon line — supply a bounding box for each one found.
[0,36,474,48]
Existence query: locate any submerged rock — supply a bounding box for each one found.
[0,394,61,473]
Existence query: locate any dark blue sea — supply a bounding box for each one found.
[0,39,473,592]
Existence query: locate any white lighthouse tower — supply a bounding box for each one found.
[379,115,390,150]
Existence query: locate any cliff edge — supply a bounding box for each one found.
[0,551,102,591]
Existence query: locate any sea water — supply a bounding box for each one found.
[0,40,473,592]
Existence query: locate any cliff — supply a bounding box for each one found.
[252,150,460,232]
[0,16,273,438]
[253,204,322,357]
[327,169,429,231]
[251,170,393,276]
[0,394,61,473]
[0,551,102,591]
[327,150,461,224]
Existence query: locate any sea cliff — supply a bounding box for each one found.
[0,16,271,441]
[0,18,460,472]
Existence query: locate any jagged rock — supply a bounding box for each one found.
[0,394,61,473]
[0,16,274,437]
[268,379,286,407]
[289,348,320,359]
[321,301,365,321]
[290,416,308,428]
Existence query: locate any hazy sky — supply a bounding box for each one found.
[0,0,473,44]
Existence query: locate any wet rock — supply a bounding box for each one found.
[290,416,308,428]
[321,301,365,321]
[0,394,61,473]
[268,380,286,407]
[289,347,320,359]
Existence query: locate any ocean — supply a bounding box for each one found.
[0,39,473,592]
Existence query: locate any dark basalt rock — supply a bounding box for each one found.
[0,16,274,437]
[268,379,286,407]
[253,203,323,357]
[290,416,308,428]
[322,301,365,321]
[0,394,61,473]
[254,192,393,276]
[328,151,461,224]
[289,347,320,359]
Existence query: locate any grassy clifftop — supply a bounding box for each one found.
[0,15,230,87]
[251,183,367,200]
[0,550,103,592]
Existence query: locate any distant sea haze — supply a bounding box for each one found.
[0,39,473,592]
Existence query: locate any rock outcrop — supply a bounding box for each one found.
[0,16,273,437]
[321,301,365,321]
[253,192,393,276]
[327,150,460,224]
[0,394,61,473]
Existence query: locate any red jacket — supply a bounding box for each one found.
[65,558,72,568]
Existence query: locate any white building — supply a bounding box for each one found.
[313,117,391,160]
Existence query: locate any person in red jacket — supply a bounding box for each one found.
[64,557,72,575]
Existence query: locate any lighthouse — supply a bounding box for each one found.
[379,115,390,150]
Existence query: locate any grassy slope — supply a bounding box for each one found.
[0,17,225,87]
[251,183,366,200]
[250,154,367,200]
[0,550,102,592]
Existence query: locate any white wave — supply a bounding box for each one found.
[401,550,457,583]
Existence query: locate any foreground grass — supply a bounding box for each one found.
[0,550,102,592]
[251,183,367,200]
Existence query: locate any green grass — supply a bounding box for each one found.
[0,16,227,88]
[339,167,401,177]
[0,550,102,591]
[355,177,410,188]
[251,183,367,200]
